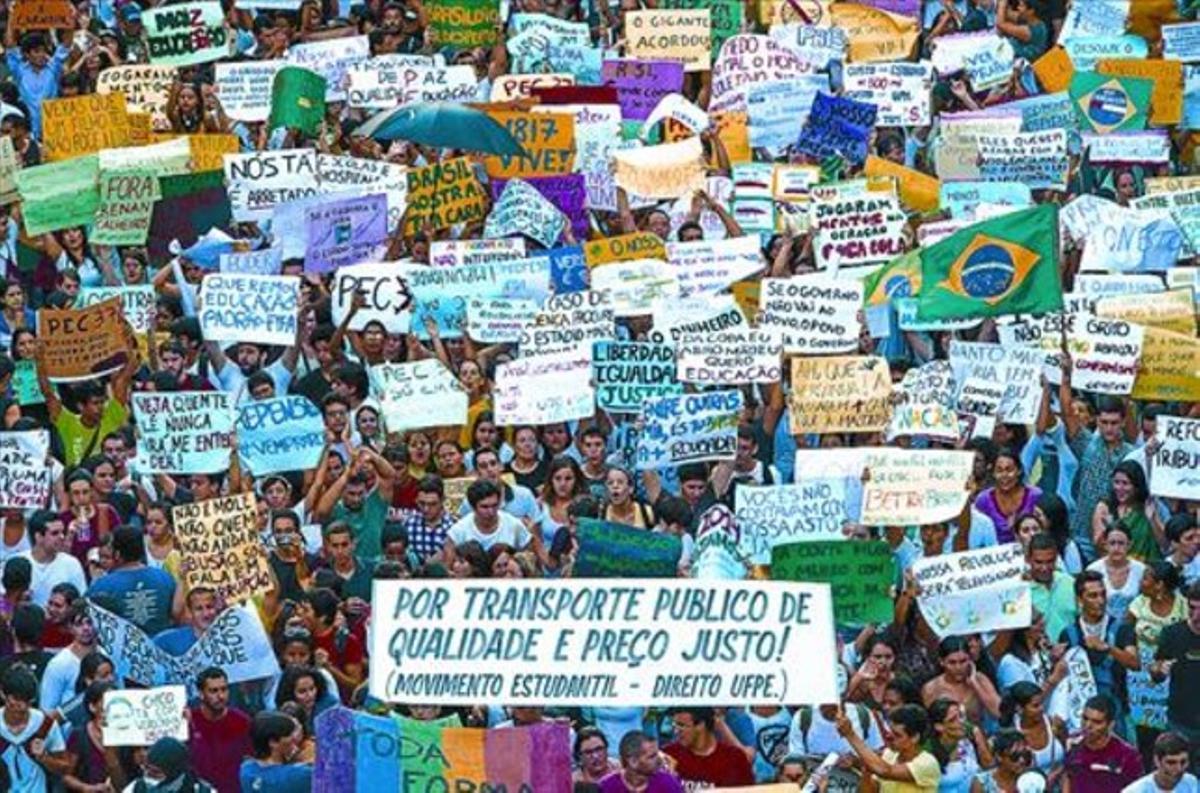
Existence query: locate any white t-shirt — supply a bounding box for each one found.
[446,512,531,552]
[1121,772,1199,793]
[0,707,66,793]
[40,647,83,712]
[788,706,884,758]
[20,551,87,607]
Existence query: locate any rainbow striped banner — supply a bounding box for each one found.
[314,707,572,793]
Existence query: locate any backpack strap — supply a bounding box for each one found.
[797,705,812,754]
[853,704,871,738]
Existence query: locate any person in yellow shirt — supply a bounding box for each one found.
[837,703,942,792]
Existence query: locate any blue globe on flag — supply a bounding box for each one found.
[1087,87,1130,128]
[958,243,1016,299]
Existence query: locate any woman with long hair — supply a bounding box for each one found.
[1091,460,1163,562]
[1085,523,1146,621]
[973,449,1040,544]
[928,698,993,792]
[62,680,125,792]
[845,635,898,711]
[969,729,1035,793]
[997,682,1064,777]
[602,467,655,528]
[1034,493,1083,574]
[506,426,549,492]
[1126,562,1186,764]
[537,456,587,546]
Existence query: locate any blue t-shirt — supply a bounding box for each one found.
[153,625,199,656]
[239,760,313,793]
[87,566,176,635]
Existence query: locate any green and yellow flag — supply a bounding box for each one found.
[862,249,921,309]
[1069,71,1153,134]
[269,66,326,136]
[915,204,1062,322]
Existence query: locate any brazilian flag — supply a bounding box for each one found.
[269,66,326,136]
[862,250,921,309]
[915,205,1063,322]
[1069,72,1152,135]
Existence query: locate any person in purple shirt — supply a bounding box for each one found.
[599,731,684,793]
[974,448,1041,545]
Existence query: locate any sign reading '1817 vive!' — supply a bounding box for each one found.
[370,579,838,706]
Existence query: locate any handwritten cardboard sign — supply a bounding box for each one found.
[859,448,974,527]
[132,392,235,475]
[637,390,743,470]
[788,356,892,434]
[199,273,299,346]
[624,9,712,72]
[37,296,129,381]
[144,2,229,67]
[174,493,271,604]
[43,93,131,161]
[0,431,50,510]
[102,686,189,746]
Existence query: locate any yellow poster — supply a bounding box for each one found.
[1096,289,1196,336]
[1097,58,1183,126]
[1032,47,1074,94]
[1131,326,1200,401]
[43,93,132,161]
[829,3,919,63]
[789,355,893,434]
[625,9,712,72]
[865,155,940,213]
[482,110,575,180]
[584,232,666,267]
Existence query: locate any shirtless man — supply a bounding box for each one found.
[921,636,1001,727]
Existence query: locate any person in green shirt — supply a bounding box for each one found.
[34,336,136,468]
[312,444,396,560]
[1028,533,1078,643]
[997,0,1049,62]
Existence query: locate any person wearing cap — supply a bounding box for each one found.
[122,736,215,792]
[116,3,147,62]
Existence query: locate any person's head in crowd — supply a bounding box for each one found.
[46,583,79,629]
[1150,732,1192,790]
[184,587,219,634]
[340,470,372,513]
[169,317,203,353]
[381,521,410,566]
[732,425,758,471]
[991,447,1023,494]
[322,393,352,439]
[322,522,356,567]
[604,467,641,509]
[2,280,26,316]
[300,587,340,634]
[936,636,974,683]
[1,556,31,602]
[1093,396,1127,446]
[414,475,445,524]
[1101,522,1132,564]
[406,704,442,722]
[466,479,502,529]
[10,603,43,651]
[511,426,541,466]
[540,423,573,457]
[76,650,115,694]
[1106,460,1149,514]
[270,509,304,560]
[928,698,970,761]
[1026,532,1059,584]
[469,411,501,453]
[0,396,17,429]
[677,219,703,243]
[991,728,1034,778]
[1033,492,1071,552]
[617,730,662,785]
[882,703,930,756]
[405,431,434,472]
[1,664,39,717]
[142,736,195,787]
[1013,511,1042,552]
[28,508,67,557]
[1165,512,1199,563]
[919,522,950,557]
[1074,569,1107,621]
[246,370,275,401]
[882,675,922,712]
[542,455,585,507]
[72,381,109,427]
[435,439,466,479]
[120,249,148,285]
[457,358,487,398]
[967,437,997,487]
[1139,403,1166,444]
[474,446,505,483]
[355,403,381,445]
[18,31,52,69]
[999,680,1045,728]
[861,635,897,679]
[670,706,716,751]
[449,540,490,579]
[488,544,521,578]
[509,706,545,726]
[109,525,145,568]
[655,496,693,538]
[574,726,610,781]
[65,599,97,650]
[9,327,36,361]
[186,472,222,501]
[277,664,327,720]
[579,426,607,468]
[645,207,671,240]
[1140,560,1182,602]
[102,430,132,469]
[261,475,294,511]
[277,625,315,667]
[195,667,231,720]
[776,755,808,784]
[677,463,709,508]
[82,679,115,727]
[1079,695,1117,748]
[0,112,30,146]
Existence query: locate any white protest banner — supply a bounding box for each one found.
[859,448,975,527]
[102,687,188,746]
[665,235,763,297]
[593,341,682,412]
[285,35,371,100]
[78,285,156,335]
[490,72,574,101]
[406,258,552,337]
[329,261,418,333]
[647,294,745,345]
[1150,415,1200,500]
[736,481,851,566]
[886,360,959,441]
[0,431,50,509]
[637,390,743,470]
[757,276,862,354]
[519,291,615,358]
[640,92,710,136]
[747,77,827,150]
[912,543,1031,638]
[219,246,283,276]
[1058,647,1099,733]
[768,24,847,70]
[1064,35,1147,71]
[236,396,325,475]
[430,239,525,268]
[843,62,933,127]
[372,360,469,432]
[976,129,1070,190]
[494,353,594,425]
[96,65,175,124]
[1080,205,1184,274]
[710,33,815,113]
[214,61,285,122]
[1068,317,1144,395]
[132,392,234,474]
[223,149,320,222]
[1082,132,1171,164]
[143,2,228,67]
[484,178,567,249]
[370,578,837,705]
[590,258,680,317]
[677,330,782,385]
[812,194,907,271]
[948,341,1044,425]
[173,493,272,604]
[347,60,477,108]
[199,273,299,346]
[1164,22,1200,63]
[1059,0,1128,42]
[956,376,1005,438]
[466,297,539,343]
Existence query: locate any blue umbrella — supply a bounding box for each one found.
[354,102,526,156]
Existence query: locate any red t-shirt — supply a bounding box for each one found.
[40,622,72,650]
[663,740,754,789]
[313,627,365,702]
[189,706,252,793]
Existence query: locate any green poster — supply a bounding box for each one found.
[92,169,160,245]
[12,360,43,406]
[771,540,897,626]
[574,518,682,578]
[1069,71,1153,134]
[270,66,326,136]
[426,0,498,48]
[16,154,100,236]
